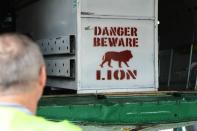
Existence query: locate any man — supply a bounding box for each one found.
[0,33,82,131]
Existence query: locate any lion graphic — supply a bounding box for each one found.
[100,50,133,68]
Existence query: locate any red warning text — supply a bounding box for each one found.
[96,69,137,80]
[93,26,139,47]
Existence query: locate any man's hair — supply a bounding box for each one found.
[0,33,45,91]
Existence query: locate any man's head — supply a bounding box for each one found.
[0,33,46,113]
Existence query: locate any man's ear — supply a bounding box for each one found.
[39,65,46,89]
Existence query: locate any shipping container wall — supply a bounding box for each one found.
[16,0,158,94]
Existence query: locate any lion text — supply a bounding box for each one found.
[96,70,137,80]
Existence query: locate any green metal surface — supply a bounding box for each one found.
[37,93,197,125]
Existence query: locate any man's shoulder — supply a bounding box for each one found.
[0,107,82,131]
[29,115,82,131]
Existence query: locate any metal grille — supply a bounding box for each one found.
[37,36,75,55]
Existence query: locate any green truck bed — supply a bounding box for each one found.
[37,93,197,125]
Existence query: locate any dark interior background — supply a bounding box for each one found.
[159,0,197,50]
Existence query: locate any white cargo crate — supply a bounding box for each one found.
[16,0,158,93]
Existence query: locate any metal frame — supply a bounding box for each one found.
[154,0,159,89]
[195,75,197,90]
[37,36,72,55]
[46,58,74,78]
[186,44,194,89]
[168,49,174,87]
[160,45,196,90]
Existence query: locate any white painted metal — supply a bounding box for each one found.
[154,0,159,89]
[79,19,156,92]
[81,0,155,18]
[78,0,158,93]
[16,0,158,94]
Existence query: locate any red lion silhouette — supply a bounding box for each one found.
[100,50,133,68]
